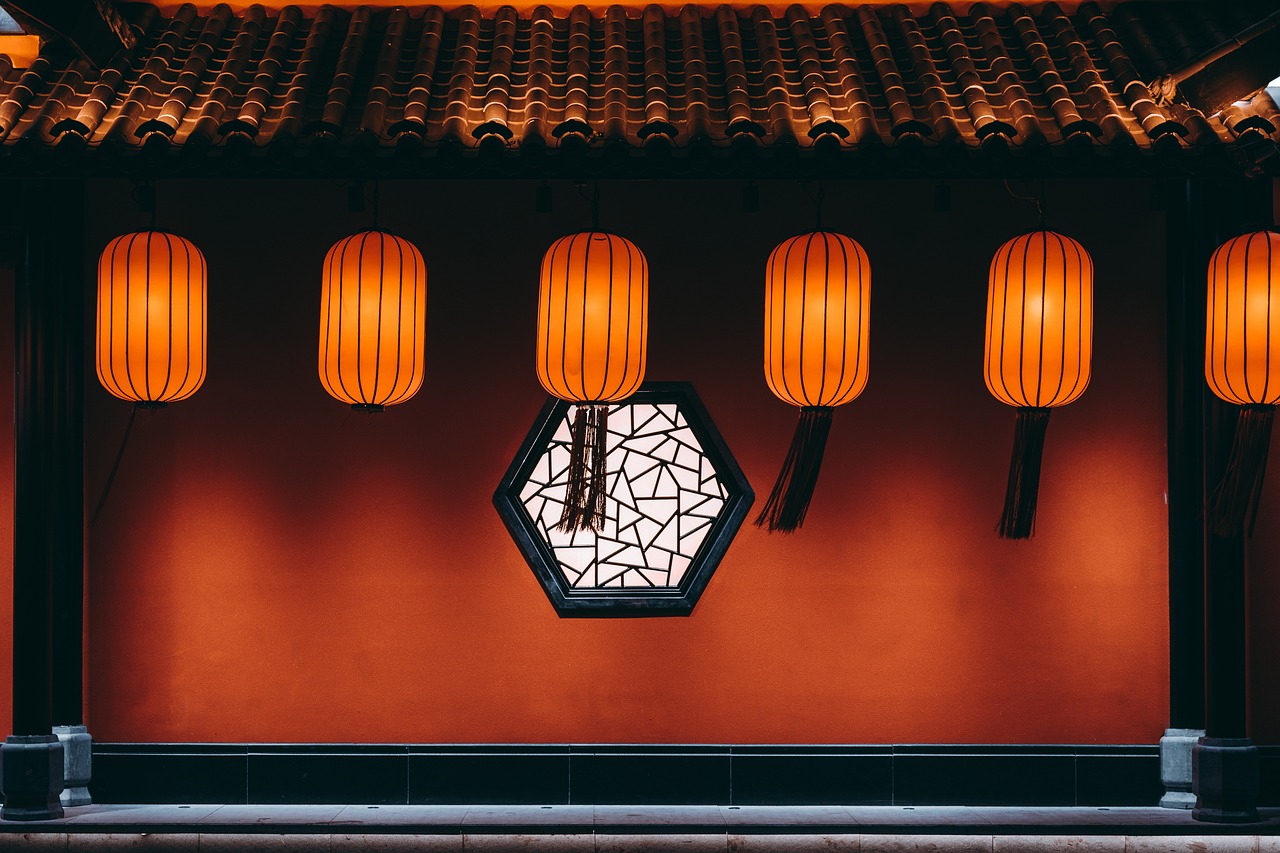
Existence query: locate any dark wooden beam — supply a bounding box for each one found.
[0,0,133,67]
[1151,10,1280,118]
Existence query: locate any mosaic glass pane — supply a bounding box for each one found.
[517,402,729,589]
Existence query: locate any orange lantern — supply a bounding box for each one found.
[96,230,207,405]
[319,230,427,412]
[984,229,1093,539]
[1205,230,1280,537]
[758,231,871,532]
[537,230,648,531]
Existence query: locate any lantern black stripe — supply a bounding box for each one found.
[775,236,798,406]
[161,233,181,402]
[1031,231,1045,407]
[557,234,573,401]
[178,236,193,400]
[170,233,183,400]
[106,236,121,398]
[158,233,176,402]
[1242,232,1257,404]
[1014,235,1029,405]
[561,234,576,402]
[832,234,850,405]
[386,235,404,405]
[597,232,614,402]
[97,243,107,395]
[369,233,386,404]
[1207,244,1221,401]
[1207,244,1228,403]
[983,241,998,403]
[121,232,143,403]
[404,243,422,404]
[617,237,633,400]
[633,249,646,397]
[853,241,868,403]
[575,232,588,402]
[1223,234,1245,404]
[357,230,373,404]
[104,237,120,398]
[145,231,156,401]
[538,240,553,398]
[1267,233,1274,404]
[995,238,1018,406]
[198,249,207,395]
[1063,242,1089,405]
[321,241,338,401]
[181,245,202,401]
[1048,231,1069,406]
[335,235,359,405]
[553,234,571,401]
[764,246,775,401]
[385,240,410,407]
[548,237,564,400]
[815,232,830,406]
[797,232,815,406]
[819,233,829,404]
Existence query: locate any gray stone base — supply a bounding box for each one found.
[1193,736,1260,823]
[1160,728,1203,809]
[53,725,91,807]
[0,735,65,820]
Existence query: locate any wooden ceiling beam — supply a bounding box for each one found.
[0,0,134,67]
[1152,10,1280,118]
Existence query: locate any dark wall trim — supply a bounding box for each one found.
[86,743,1194,807]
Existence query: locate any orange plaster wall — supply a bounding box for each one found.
[78,178,1173,744]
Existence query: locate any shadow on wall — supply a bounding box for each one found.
[73,177,1177,744]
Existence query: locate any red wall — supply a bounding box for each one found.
[71,178,1176,743]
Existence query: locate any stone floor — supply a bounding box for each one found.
[0,806,1278,850]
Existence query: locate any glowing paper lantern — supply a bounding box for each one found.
[537,231,648,531]
[984,229,1093,539]
[96,231,207,405]
[319,230,427,412]
[1205,230,1280,537]
[758,231,871,533]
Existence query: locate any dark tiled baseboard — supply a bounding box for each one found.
[86,743,1189,807]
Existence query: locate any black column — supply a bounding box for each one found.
[49,181,88,808]
[1192,176,1271,824]
[1166,177,1206,733]
[0,181,83,820]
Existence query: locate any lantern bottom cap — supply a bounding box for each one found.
[351,403,386,414]
[134,401,169,410]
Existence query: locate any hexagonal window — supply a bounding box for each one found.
[494,382,754,616]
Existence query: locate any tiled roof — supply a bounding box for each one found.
[0,1,1277,175]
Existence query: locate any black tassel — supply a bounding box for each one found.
[1209,405,1275,539]
[755,407,834,533]
[558,403,609,533]
[998,407,1052,540]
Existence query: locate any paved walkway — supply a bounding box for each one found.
[0,806,1278,850]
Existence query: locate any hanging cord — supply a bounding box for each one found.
[575,182,601,231]
[372,180,381,230]
[802,181,825,231]
[1004,179,1046,229]
[91,406,141,526]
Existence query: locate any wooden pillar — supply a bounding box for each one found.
[49,181,88,807]
[1191,176,1271,824]
[0,180,86,820]
[1160,177,1207,808]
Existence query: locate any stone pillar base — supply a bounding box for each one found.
[53,725,91,807]
[1160,728,1203,808]
[0,735,65,820]
[1193,736,1260,823]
